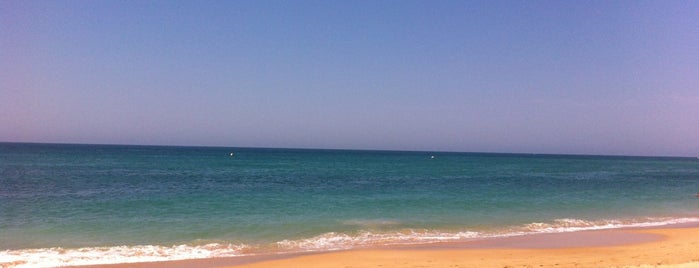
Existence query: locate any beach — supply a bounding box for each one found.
[5,0,699,267]
[5,0,698,266]
[229,227,699,268]
[71,224,699,268]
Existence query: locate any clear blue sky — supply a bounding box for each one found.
[2,0,698,156]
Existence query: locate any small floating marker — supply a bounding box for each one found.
[230,152,234,157]
[430,155,435,159]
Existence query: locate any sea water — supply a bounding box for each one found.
[1,143,698,267]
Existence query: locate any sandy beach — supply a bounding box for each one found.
[230,227,699,268]
[226,226,699,268]
[75,224,699,268]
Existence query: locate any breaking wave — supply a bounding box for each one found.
[2,217,698,267]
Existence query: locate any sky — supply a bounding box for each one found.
[1,0,698,156]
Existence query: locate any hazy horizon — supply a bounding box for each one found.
[1,141,696,159]
[2,1,698,157]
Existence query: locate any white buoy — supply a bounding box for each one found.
[230,152,234,157]
[430,155,435,159]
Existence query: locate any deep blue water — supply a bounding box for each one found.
[1,143,698,266]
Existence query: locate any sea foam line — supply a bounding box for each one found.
[516,217,699,234]
[0,243,247,268]
[277,217,699,251]
[2,217,698,268]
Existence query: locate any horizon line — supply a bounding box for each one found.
[1,140,695,159]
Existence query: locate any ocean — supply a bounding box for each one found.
[1,143,698,267]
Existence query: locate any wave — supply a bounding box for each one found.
[278,217,699,251]
[0,243,248,268]
[516,217,699,234]
[276,229,481,251]
[2,217,698,268]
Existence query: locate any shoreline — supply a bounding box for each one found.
[69,222,699,268]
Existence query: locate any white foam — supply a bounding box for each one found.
[3,217,698,267]
[0,243,247,268]
[276,217,699,252]
[276,230,482,251]
[515,217,699,235]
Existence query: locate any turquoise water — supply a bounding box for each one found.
[1,143,699,266]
